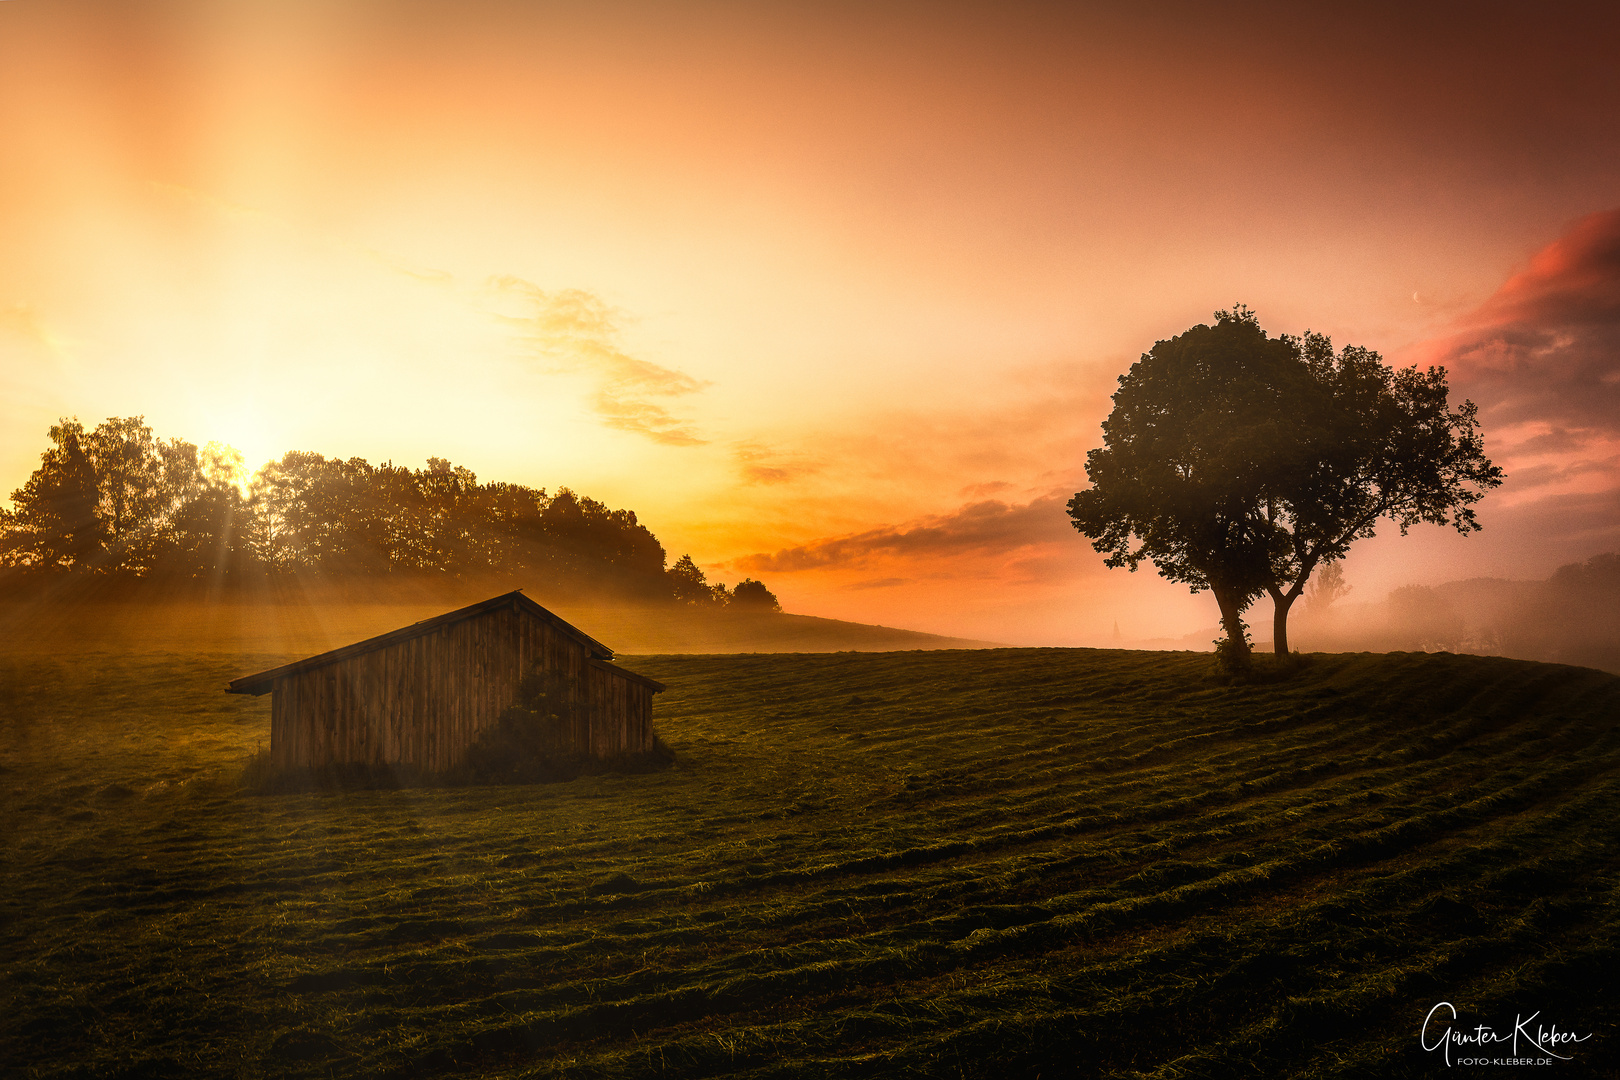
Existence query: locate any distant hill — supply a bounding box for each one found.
[553,605,1001,654]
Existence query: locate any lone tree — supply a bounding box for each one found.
[1067,308,1306,667]
[1068,307,1501,666]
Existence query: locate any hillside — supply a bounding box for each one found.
[2,649,1618,1076]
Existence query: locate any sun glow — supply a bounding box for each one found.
[2,2,1618,643]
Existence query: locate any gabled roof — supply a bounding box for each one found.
[226,591,616,696]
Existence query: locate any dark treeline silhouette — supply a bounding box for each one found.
[0,416,779,609]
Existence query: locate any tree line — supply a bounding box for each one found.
[0,416,779,610]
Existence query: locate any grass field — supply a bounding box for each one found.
[3,647,1618,1077]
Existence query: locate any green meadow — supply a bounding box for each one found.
[3,648,1618,1077]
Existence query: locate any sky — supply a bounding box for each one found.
[2,0,1617,645]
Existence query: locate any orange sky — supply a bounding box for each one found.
[3,1,1618,644]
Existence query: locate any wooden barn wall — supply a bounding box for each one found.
[268,605,655,771]
[586,663,654,757]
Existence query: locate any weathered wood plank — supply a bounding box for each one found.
[265,595,658,772]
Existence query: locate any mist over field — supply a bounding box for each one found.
[0,579,996,660]
[5,551,1616,675]
[1117,552,1620,677]
[1283,554,1620,675]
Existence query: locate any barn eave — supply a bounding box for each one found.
[587,657,666,693]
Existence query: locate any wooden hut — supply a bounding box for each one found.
[228,591,664,772]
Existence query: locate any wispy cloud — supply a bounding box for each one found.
[959,479,1014,498]
[491,278,710,446]
[1501,453,1620,491]
[734,492,1074,574]
[732,439,822,485]
[0,303,72,381]
[846,576,911,590]
[149,182,267,224]
[145,183,710,449]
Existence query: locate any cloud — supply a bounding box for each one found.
[1498,427,1593,456]
[846,577,911,590]
[1505,454,1620,492]
[743,358,1117,522]
[145,185,708,446]
[732,440,822,485]
[1423,208,1620,436]
[491,277,711,446]
[1403,208,1620,563]
[733,492,1076,574]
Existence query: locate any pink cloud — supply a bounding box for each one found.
[1423,208,1620,434]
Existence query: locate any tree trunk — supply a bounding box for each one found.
[1268,573,1311,657]
[1271,587,1296,656]
[1212,587,1251,666]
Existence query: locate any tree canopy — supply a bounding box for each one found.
[730,578,782,612]
[1067,307,1501,666]
[1067,308,1305,664]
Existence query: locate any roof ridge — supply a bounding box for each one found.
[226,591,613,695]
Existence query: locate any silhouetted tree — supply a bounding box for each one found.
[731,578,781,612]
[2,419,105,570]
[1504,552,1620,671]
[537,488,667,592]
[82,417,155,566]
[1068,308,1304,668]
[1069,308,1501,665]
[4,419,694,595]
[667,554,714,604]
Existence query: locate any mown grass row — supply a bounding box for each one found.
[2,648,1618,1078]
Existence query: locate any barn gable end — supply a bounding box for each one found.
[228,592,663,772]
